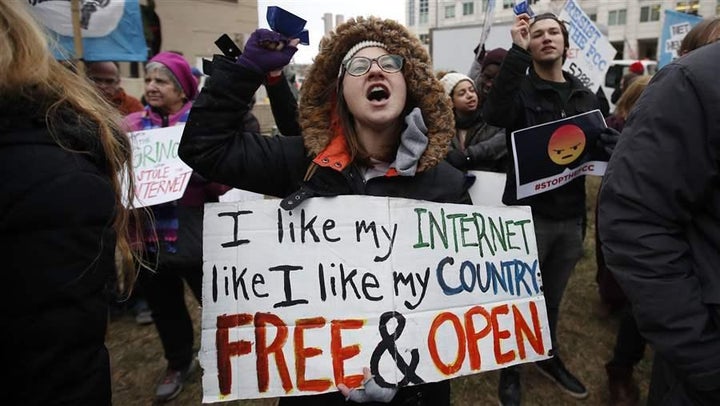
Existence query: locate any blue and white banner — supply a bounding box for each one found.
[658,9,703,68]
[29,0,147,61]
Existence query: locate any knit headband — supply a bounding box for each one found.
[342,40,388,63]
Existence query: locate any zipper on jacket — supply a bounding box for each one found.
[346,166,367,193]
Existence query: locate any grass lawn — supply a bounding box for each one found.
[109,176,652,405]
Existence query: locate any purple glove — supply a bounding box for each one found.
[237,29,298,74]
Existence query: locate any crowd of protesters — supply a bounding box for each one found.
[3,1,720,405]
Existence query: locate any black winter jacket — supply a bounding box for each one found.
[179,56,471,208]
[449,112,508,173]
[0,98,116,405]
[599,42,720,405]
[483,44,600,219]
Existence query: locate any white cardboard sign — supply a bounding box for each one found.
[200,196,550,402]
[128,125,192,208]
[560,0,617,91]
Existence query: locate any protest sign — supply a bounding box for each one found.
[29,0,147,61]
[468,171,507,207]
[200,196,551,402]
[658,9,703,68]
[559,0,616,91]
[127,125,192,208]
[511,110,607,200]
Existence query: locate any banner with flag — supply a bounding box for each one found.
[657,9,703,68]
[29,0,147,61]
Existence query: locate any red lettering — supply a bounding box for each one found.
[330,319,364,388]
[216,313,253,396]
[427,312,466,375]
[491,305,515,364]
[294,317,332,392]
[464,306,492,371]
[255,312,292,393]
[513,302,545,359]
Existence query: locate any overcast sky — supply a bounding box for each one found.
[256,0,407,64]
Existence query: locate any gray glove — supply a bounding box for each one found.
[338,367,398,403]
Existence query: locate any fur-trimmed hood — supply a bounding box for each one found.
[299,17,454,172]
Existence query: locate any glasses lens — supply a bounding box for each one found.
[344,54,405,76]
[378,55,403,73]
[347,57,372,76]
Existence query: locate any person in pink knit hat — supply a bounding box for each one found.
[123,51,229,402]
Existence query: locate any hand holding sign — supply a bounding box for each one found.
[338,368,398,403]
[511,14,531,50]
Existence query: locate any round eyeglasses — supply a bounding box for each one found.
[343,54,404,77]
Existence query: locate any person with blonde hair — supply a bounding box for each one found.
[0,2,140,405]
[605,75,651,131]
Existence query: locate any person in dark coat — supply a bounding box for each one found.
[599,38,720,406]
[594,75,650,406]
[439,71,508,172]
[0,2,140,405]
[179,16,471,406]
[482,12,616,405]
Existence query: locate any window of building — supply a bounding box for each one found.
[608,9,627,26]
[463,2,474,15]
[503,0,514,10]
[419,33,430,45]
[676,0,700,15]
[640,5,661,22]
[588,13,597,22]
[419,0,429,24]
[717,0,720,16]
[408,0,415,26]
[445,5,456,18]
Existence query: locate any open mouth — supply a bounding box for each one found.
[367,85,390,102]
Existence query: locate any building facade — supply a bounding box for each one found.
[121,0,258,98]
[406,0,719,60]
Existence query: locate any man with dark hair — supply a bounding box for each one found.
[86,61,144,116]
[483,12,615,405]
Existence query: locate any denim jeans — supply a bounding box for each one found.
[532,214,584,349]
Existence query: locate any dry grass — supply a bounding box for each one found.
[109,176,652,405]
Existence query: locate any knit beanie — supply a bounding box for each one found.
[440,72,474,97]
[482,47,508,69]
[148,52,198,100]
[629,61,644,75]
[299,16,454,173]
